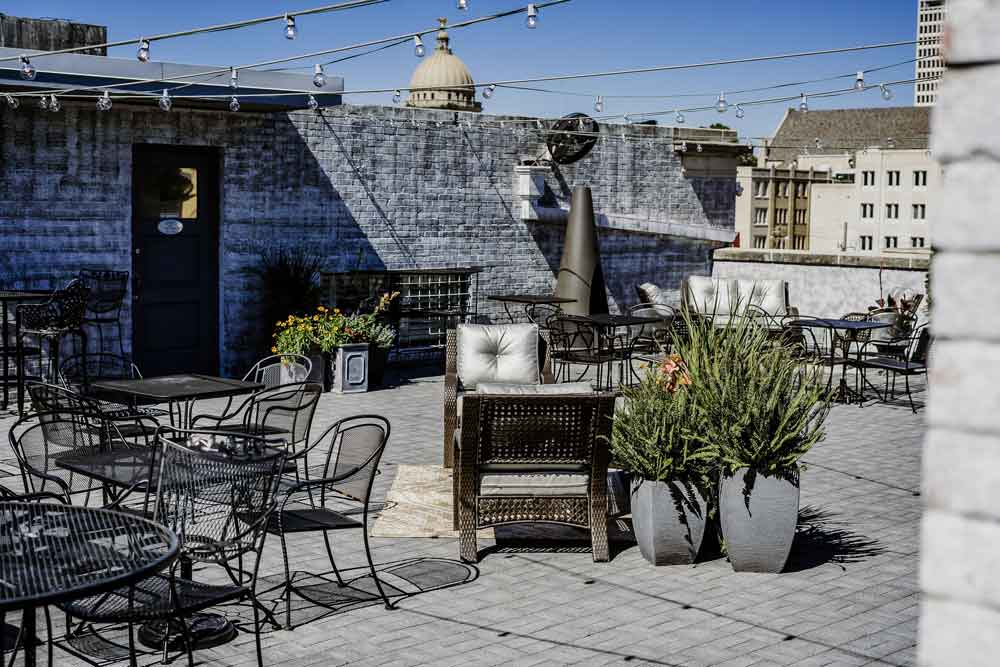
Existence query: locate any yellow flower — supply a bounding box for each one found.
[313,315,319,321]
[333,308,341,315]
[271,346,278,353]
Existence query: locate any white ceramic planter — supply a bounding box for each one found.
[332,343,369,393]
[719,467,799,573]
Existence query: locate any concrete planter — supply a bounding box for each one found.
[630,478,707,566]
[304,352,330,392]
[719,468,799,573]
[331,343,369,394]
[607,469,632,517]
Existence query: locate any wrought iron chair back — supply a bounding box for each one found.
[18,279,90,333]
[78,269,128,316]
[8,411,108,501]
[243,354,313,388]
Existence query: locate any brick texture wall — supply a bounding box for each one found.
[0,102,735,373]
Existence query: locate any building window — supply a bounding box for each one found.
[772,237,786,249]
[886,203,899,219]
[862,171,876,187]
[753,208,768,226]
[860,235,874,251]
[794,209,807,225]
[911,236,926,248]
[775,209,788,225]
[884,236,899,249]
[753,235,767,249]
[861,203,875,219]
[792,234,807,250]
[914,170,928,187]
[887,171,901,187]
[795,182,807,198]
[753,180,769,198]
[779,182,789,197]
[912,204,927,220]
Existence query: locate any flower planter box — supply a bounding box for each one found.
[331,343,369,394]
[719,467,799,573]
[368,346,391,388]
[631,478,707,566]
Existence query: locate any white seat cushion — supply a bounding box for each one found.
[457,323,541,390]
[477,382,593,395]
[736,279,786,317]
[479,472,590,497]
[687,276,735,315]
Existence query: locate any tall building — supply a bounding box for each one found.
[735,107,939,255]
[915,0,946,106]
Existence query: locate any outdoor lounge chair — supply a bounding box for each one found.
[453,390,616,563]
[443,323,553,468]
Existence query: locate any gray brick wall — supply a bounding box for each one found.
[0,102,735,374]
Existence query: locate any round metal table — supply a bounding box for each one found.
[0,502,179,666]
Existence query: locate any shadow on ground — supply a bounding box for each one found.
[784,505,885,572]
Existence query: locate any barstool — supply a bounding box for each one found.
[79,269,129,356]
[16,279,90,414]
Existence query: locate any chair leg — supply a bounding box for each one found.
[252,600,264,667]
[321,531,347,588]
[127,622,138,667]
[905,374,917,413]
[590,501,610,563]
[362,515,393,610]
[458,499,478,563]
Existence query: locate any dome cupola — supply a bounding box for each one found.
[406,18,482,112]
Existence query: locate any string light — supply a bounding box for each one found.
[392,89,401,103]
[483,84,496,99]
[815,137,822,149]
[284,15,298,40]
[674,109,685,124]
[159,89,172,111]
[594,95,604,113]
[735,103,745,118]
[5,94,18,109]
[880,83,893,100]
[457,0,468,9]
[230,68,239,89]
[137,38,151,62]
[313,64,327,88]
[307,94,319,110]
[855,70,865,90]
[526,4,538,28]
[680,141,687,152]
[38,96,48,111]
[97,90,112,111]
[799,93,808,112]
[48,95,60,112]
[696,143,703,152]
[716,91,727,113]
[887,136,896,148]
[19,55,36,81]
[229,96,240,112]
[413,35,425,58]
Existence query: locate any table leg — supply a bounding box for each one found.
[22,606,36,667]
[502,302,516,324]
[1,301,8,410]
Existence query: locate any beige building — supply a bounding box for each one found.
[735,107,938,255]
[915,0,946,106]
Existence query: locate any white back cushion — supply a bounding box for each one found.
[639,282,669,305]
[737,279,787,316]
[687,276,735,314]
[477,382,593,395]
[457,323,541,390]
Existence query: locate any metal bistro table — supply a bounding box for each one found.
[788,318,891,403]
[487,294,577,324]
[89,374,264,429]
[0,502,178,666]
[560,313,664,390]
[0,290,53,413]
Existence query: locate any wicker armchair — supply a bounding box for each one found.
[454,392,616,563]
[443,324,553,468]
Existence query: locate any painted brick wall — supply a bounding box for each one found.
[0,102,735,374]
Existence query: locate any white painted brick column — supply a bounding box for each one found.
[919,2,1000,665]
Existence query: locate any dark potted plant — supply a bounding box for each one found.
[612,354,715,566]
[253,245,322,358]
[680,310,831,573]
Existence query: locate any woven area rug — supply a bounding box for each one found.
[370,464,634,544]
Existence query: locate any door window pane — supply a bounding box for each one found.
[138,167,198,219]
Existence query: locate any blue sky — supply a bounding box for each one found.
[8,0,919,139]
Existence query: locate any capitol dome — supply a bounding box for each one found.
[406,18,482,113]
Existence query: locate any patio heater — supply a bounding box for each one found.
[554,185,609,315]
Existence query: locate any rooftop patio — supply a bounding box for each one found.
[0,367,924,667]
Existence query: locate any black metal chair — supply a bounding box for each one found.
[58,431,286,667]
[58,352,169,420]
[79,269,129,357]
[16,279,90,414]
[265,415,392,628]
[859,324,932,413]
[547,315,618,388]
[216,353,314,417]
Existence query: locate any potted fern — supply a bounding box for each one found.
[679,309,830,573]
[612,354,716,565]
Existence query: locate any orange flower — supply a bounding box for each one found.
[271,346,278,353]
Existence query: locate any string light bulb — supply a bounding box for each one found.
[880,84,893,100]
[38,95,47,111]
[526,4,538,28]
[799,93,808,113]
[97,90,112,111]
[48,95,60,112]
[679,141,687,152]
[457,0,468,9]
[483,84,496,99]
[230,68,239,89]
[887,136,896,149]
[413,35,425,58]
[5,94,18,109]
[137,39,151,62]
[313,64,326,88]
[159,89,172,112]
[696,143,703,152]
[815,137,823,149]
[674,109,685,124]
[19,56,36,81]
[735,104,745,119]
[284,15,298,40]
[229,96,240,112]
[307,94,319,110]
[716,92,728,113]
[594,95,604,113]
[624,114,632,124]
[855,71,865,91]
[393,89,401,104]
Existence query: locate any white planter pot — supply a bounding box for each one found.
[332,343,369,393]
